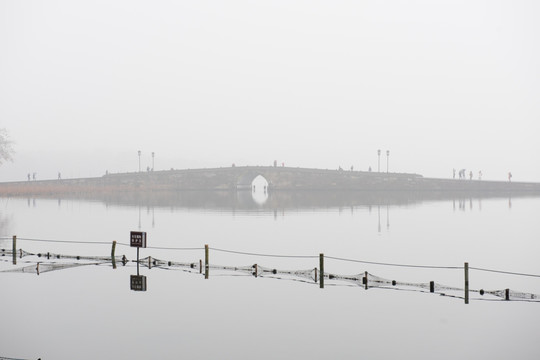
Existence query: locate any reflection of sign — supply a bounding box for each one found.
[130,231,147,248]
[130,275,147,291]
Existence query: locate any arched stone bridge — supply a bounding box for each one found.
[121,166,425,191]
[1,166,540,195]
[101,166,540,192]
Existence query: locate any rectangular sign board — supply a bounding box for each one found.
[130,275,147,291]
[130,231,147,248]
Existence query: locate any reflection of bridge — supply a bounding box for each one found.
[1,166,540,195]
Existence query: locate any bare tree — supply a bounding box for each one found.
[0,128,14,165]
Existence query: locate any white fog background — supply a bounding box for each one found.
[1,0,539,182]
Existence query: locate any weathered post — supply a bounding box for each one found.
[12,235,16,265]
[464,262,469,304]
[364,271,368,290]
[205,244,209,279]
[254,264,258,278]
[319,253,324,289]
[111,241,117,269]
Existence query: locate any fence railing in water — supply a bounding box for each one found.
[1,235,540,304]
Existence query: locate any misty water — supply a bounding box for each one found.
[1,190,540,360]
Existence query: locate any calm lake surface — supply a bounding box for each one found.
[1,191,540,360]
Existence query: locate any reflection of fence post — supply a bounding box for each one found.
[464,262,469,304]
[505,288,510,301]
[319,253,324,289]
[205,244,209,279]
[430,281,435,293]
[314,268,318,283]
[12,235,16,265]
[111,241,117,269]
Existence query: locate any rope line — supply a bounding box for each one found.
[17,237,111,245]
[115,242,204,251]
[470,266,540,278]
[2,251,539,303]
[325,255,462,270]
[144,246,204,251]
[4,236,540,278]
[211,247,318,259]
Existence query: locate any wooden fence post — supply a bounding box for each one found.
[12,235,16,265]
[364,271,368,290]
[111,241,117,269]
[205,244,209,279]
[319,253,324,289]
[464,262,469,304]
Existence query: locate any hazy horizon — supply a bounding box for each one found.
[1,1,539,182]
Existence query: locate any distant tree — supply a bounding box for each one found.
[0,128,14,165]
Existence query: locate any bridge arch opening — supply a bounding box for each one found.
[251,175,269,205]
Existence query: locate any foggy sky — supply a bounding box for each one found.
[1,0,539,182]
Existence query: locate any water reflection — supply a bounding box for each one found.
[20,189,534,212]
[0,211,12,236]
[130,275,147,291]
[14,190,526,237]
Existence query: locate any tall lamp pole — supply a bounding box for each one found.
[386,150,390,173]
[377,149,381,172]
[138,150,141,172]
[152,152,155,171]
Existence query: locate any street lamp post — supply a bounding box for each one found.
[377,149,381,172]
[152,152,155,171]
[138,150,141,172]
[386,150,390,173]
